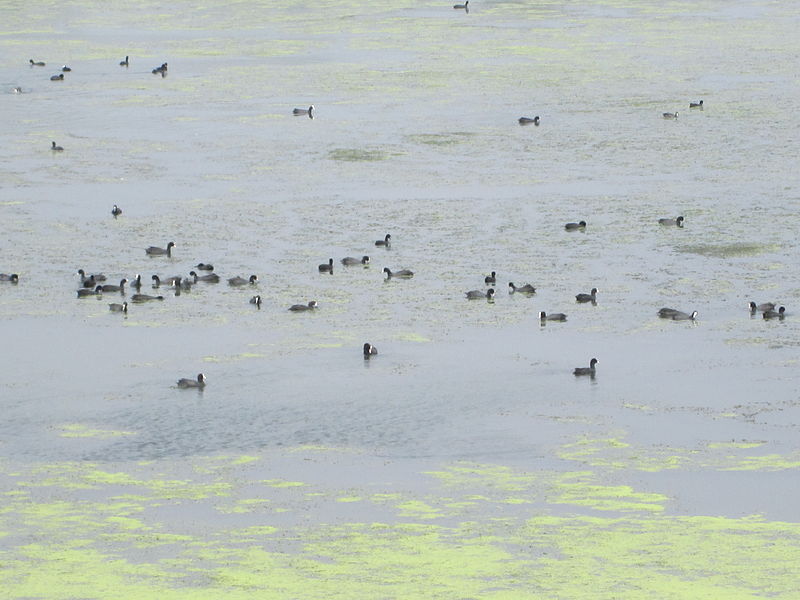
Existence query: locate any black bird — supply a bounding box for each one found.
[111,205,122,217]
[573,358,598,376]
[177,373,205,389]
[363,343,378,357]
[576,288,598,303]
[318,258,334,274]
[375,234,391,247]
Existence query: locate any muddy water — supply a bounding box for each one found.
[1,0,800,597]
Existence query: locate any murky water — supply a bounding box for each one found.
[2,0,800,596]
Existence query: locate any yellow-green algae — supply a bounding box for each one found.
[1,449,799,598]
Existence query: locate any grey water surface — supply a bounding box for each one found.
[1,0,799,516]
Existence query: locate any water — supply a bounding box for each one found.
[2,0,800,596]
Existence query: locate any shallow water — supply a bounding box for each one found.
[2,0,800,596]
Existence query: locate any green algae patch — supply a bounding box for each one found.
[678,242,780,258]
[406,132,476,146]
[328,148,400,162]
[57,423,136,439]
[552,473,667,513]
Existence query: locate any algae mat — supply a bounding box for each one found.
[2,444,799,599]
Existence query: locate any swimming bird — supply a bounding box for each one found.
[663,111,678,119]
[101,278,128,293]
[145,242,175,256]
[151,275,181,287]
[250,295,262,308]
[318,258,334,274]
[508,282,536,294]
[658,308,680,318]
[375,234,391,247]
[292,105,314,117]
[658,216,684,227]
[177,373,205,389]
[289,301,318,311]
[51,141,64,152]
[0,273,20,283]
[363,343,378,357]
[189,271,220,283]
[341,256,370,266]
[383,267,413,279]
[131,293,164,302]
[573,358,598,376]
[109,302,128,313]
[689,100,703,108]
[30,59,45,66]
[564,220,587,231]
[12,87,22,94]
[749,301,775,313]
[111,205,122,217]
[518,116,540,125]
[119,56,129,67]
[484,271,496,285]
[77,285,103,297]
[576,288,598,303]
[50,73,64,81]
[152,62,168,75]
[228,275,258,286]
[77,269,107,283]
[195,263,214,271]
[466,288,495,300]
[131,274,142,290]
[453,0,468,9]
[671,310,698,321]
[61,65,71,72]
[539,311,567,322]
[763,306,786,320]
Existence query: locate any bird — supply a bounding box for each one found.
[189,271,220,283]
[689,100,703,108]
[228,275,258,286]
[293,105,314,117]
[195,263,214,271]
[363,343,378,357]
[51,141,64,152]
[101,278,128,293]
[109,302,128,313]
[518,116,540,126]
[484,271,496,285]
[575,288,598,303]
[289,301,318,311]
[131,293,164,302]
[111,205,122,217]
[152,62,168,75]
[29,59,45,66]
[573,358,598,376]
[453,0,468,9]
[77,270,106,283]
[250,295,262,308]
[341,256,370,266]
[565,220,587,231]
[749,301,775,313]
[375,234,391,247]
[50,73,64,81]
[763,306,786,320]
[119,56,129,67]
[145,242,175,256]
[177,373,206,389]
[131,274,142,290]
[383,267,413,279]
[0,273,19,283]
[671,311,698,321]
[318,258,334,274]
[663,111,678,119]
[61,65,71,72]
[151,275,181,287]
[466,288,495,300]
[508,282,536,294]
[539,311,567,322]
[77,285,103,298]
[12,87,22,94]
[658,216,684,227]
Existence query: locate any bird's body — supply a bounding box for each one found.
[671,310,698,321]
[131,293,164,302]
[363,343,378,357]
[341,256,370,266]
[101,278,128,293]
[508,282,536,294]
[518,116,539,125]
[749,301,775,313]
[250,295,262,308]
[77,285,103,297]
[453,0,468,9]
[293,105,314,117]
[190,271,220,283]
[228,274,258,286]
[50,73,64,81]
[466,288,495,300]
[383,267,413,279]
[109,302,128,313]
[51,141,64,152]
[318,258,334,273]
[30,59,45,66]
[573,358,598,376]
[61,65,71,72]
[663,112,678,119]
[539,311,567,322]
[195,263,214,271]
[120,56,129,67]
[145,242,175,256]
[763,306,786,320]
[689,100,703,108]
[576,288,598,303]
[111,205,122,217]
[484,271,496,285]
[375,234,391,247]
[289,301,318,312]
[0,273,19,283]
[565,220,587,231]
[658,216,684,227]
[177,373,205,389]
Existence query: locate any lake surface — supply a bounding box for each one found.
[1,0,800,597]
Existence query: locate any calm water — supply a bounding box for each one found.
[1,0,800,588]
